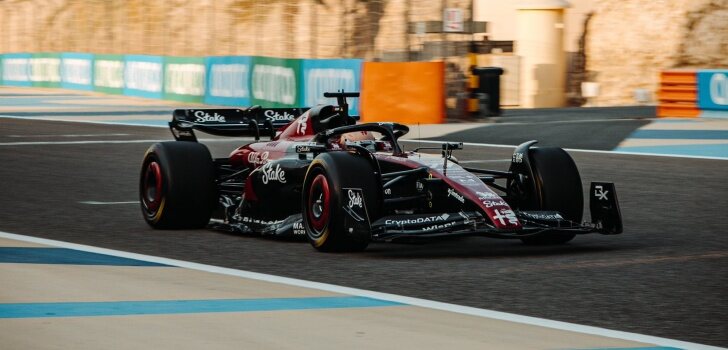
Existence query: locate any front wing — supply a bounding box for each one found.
[209,182,623,242]
[369,210,612,242]
[370,181,623,242]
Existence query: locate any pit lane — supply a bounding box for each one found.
[0,116,726,347]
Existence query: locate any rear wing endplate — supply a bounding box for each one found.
[169,107,309,142]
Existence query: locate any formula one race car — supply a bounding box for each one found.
[140,92,622,252]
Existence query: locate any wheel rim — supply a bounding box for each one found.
[307,174,330,237]
[142,161,163,213]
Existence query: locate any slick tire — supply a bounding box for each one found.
[140,141,216,229]
[302,152,381,252]
[520,147,583,245]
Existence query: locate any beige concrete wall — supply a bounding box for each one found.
[474,0,595,53]
[476,0,728,106]
[0,0,375,59]
[475,0,594,107]
[586,0,728,105]
[0,0,467,60]
[516,8,567,107]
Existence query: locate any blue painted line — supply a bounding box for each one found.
[629,129,728,139]
[614,143,728,158]
[700,110,728,119]
[0,247,170,266]
[0,93,82,97]
[0,102,105,108]
[0,96,99,101]
[0,296,402,318]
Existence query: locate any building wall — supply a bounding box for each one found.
[473,0,595,53]
[586,0,728,105]
[0,0,375,59]
[475,0,728,106]
[0,0,471,60]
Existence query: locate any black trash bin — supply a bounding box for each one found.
[471,67,504,116]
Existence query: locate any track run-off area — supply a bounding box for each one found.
[0,88,727,349]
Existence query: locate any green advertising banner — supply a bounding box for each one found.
[250,56,301,108]
[163,56,205,103]
[94,54,125,95]
[30,53,61,88]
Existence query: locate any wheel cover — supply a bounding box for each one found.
[307,174,330,237]
[142,161,163,213]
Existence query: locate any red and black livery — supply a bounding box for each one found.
[140,92,623,252]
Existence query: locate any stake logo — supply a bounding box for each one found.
[261,163,286,184]
[483,200,507,208]
[348,190,363,208]
[264,109,296,122]
[194,110,226,123]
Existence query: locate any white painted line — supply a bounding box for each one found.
[0,139,244,146]
[483,117,652,126]
[401,139,728,161]
[400,139,516,149]
[0,230,720,350]
[0,140,163,146]
[0,115,169,129]
[566,149,728,161]
[6,133,131,138]
[78,201,139,205]
[457,159,511,164]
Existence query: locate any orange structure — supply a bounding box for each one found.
[657,70,700,118]
[360,62,444,124]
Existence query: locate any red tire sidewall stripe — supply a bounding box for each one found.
[143,161,163,212]
[308,173,330,233]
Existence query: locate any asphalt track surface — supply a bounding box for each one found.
[431,106,654,150]
[1,118,727,347]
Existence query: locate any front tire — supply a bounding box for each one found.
[519,147,583,245]
[140,141,216,229]
[302,152,381,252]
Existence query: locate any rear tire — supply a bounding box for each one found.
[519,147,583,245]
[140,141,216,229]
[302,152,380,252]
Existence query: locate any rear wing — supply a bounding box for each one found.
[169,107,309,142]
